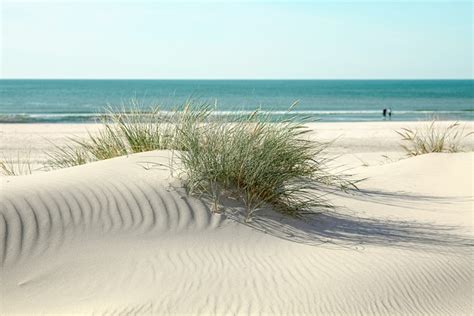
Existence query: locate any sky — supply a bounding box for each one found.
[0,0,472,79]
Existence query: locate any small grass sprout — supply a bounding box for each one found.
[397,120,473,156]
[0,152,33,176]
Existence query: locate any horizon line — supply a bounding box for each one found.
[1,78,473,81]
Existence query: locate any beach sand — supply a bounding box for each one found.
[0,122,473,314]
[3,121,472,171]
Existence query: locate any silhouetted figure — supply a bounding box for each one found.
[388,108,392,119]
[382,108,387,117]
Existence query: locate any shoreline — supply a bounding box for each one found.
[0,117,472,124]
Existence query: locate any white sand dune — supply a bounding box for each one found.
[1,149,472,315]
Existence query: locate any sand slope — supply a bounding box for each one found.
[1,151,472,315]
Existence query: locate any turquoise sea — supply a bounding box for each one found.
[0,80,472,123]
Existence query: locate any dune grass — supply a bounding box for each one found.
[396,120,472,156]
[45,142,90,169]
[44,103,354,218]
[46,105,180,169]
[173,108,355,219]
[0,152,33,176]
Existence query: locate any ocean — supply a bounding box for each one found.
[0,80,472,123]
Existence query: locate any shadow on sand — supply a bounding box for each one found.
[228,188,473,252]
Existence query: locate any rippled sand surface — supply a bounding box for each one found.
[1,123,473,314]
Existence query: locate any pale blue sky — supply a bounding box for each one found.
[0,0,472,79]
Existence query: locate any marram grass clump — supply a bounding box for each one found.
[174,109,356,219]
[45,105,179,169]
[42,103,355,218]
[0,152,33,176]
[396,120,472,156]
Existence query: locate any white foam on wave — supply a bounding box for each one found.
[1,109,472,123]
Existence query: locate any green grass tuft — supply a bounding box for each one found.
[175,109,355,219]
[46,104,182,169]
[0,152,33,176]
[45,141,90,169]
[44,103,355,219]
[396,120,472,156]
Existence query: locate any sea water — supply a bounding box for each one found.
[0,80,472,123]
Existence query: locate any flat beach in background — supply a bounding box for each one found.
[2,120,473,169]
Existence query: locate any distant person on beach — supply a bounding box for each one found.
[388,108,392,119]
[382,108,387,118]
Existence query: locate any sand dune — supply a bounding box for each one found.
[0,152,222,266]
[1,151,472,314]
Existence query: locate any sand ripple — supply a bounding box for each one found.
[0,152,472,314]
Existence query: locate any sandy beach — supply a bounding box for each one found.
[1,121,473,314]
[3,121,472,170]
